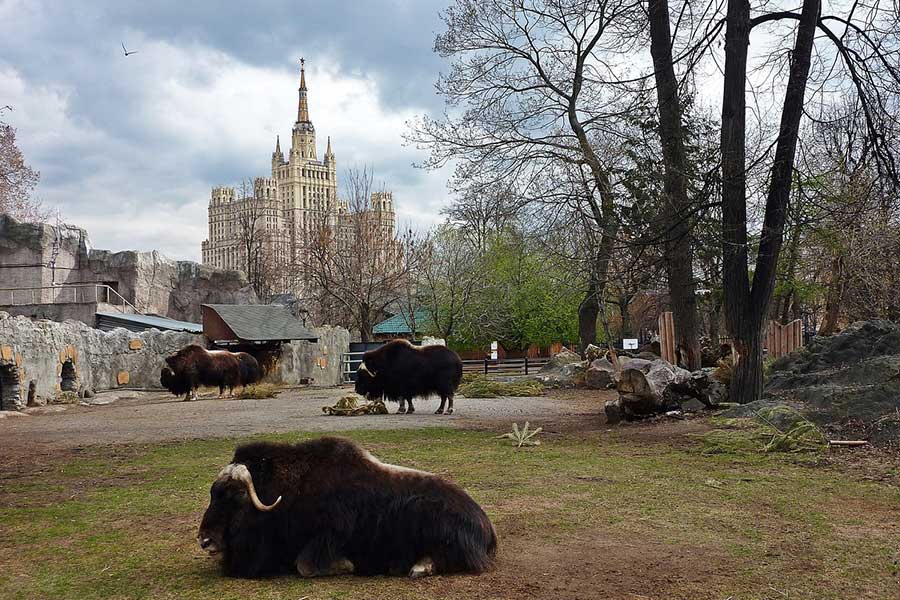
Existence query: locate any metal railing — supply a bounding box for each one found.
[461,357,550,376]
[340,352,550,383]
[0,284,140,314]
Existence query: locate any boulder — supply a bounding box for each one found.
[536,349,588,388]
[583,344,605,362]
[585,358,616,390]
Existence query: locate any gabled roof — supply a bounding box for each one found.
[202,304,317,342]
[96,312,202,334]
[373,309,431,335]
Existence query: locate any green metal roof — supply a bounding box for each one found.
[373,310,431,335]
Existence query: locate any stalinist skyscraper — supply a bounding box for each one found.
[202,60,395,280]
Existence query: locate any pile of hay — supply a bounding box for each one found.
[322,393,388,416]
[233,383,280,399]
[458,376,544,398]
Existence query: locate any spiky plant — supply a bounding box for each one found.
[497,421,543,448]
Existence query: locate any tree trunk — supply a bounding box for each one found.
[618,295,632,338]
[720,0,819,403]
[359,306,372,342]
[819,252,844,335]
[578,280,600,353]
[649,0,701,371]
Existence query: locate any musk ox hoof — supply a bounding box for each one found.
[396,407,407,414]
[434,408,444,414]
[406,407,415,414]
[297,557,355,577]
[409,557,434,578]
[445,408,454,415]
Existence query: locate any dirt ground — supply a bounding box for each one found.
[3,386,898,599]
[0,385,607,452]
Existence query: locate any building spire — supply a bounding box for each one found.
[275,135,281,154]
[297,58,310,123]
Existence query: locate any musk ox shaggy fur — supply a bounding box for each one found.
[160,344,262,400]
[355,339,463,414]
[197,436,497,579]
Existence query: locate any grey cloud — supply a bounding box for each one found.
[1,0,455,260]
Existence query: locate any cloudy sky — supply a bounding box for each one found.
[0,0,452,261]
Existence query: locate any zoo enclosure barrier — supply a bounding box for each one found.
[340,351,549,383]
[0,283,139,314]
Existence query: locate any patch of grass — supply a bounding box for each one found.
[458,375,544,398]
[1,426,898,599]
[232,383,279,399]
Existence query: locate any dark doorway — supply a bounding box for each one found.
[60,359,77,392]
[0,364,21,411]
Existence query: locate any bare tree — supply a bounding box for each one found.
[299,166,426,341]
[234,178,278,300]
[409,0,646,352]
[421,224,487,341]
[647,0,701,369]
[0,110,46,223]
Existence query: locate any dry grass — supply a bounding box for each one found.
[458,376,544,398]
[232,383,279,399]
[2,427,898,599]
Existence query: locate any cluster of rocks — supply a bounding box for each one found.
[729,320,900,446]
[535,344,728,423]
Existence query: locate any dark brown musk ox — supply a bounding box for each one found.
[355,339,463,414]
[160,344,261,400]
[197,436,497,579]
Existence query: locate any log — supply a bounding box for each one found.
[827,440,868,447]
[609,359,692,422]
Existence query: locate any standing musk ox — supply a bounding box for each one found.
[198,436,497,579]
[355,339,463,414]
[160,344,262,400]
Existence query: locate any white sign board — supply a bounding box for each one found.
[623,338,639,350]
[490,341,498,360]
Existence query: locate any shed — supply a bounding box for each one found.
[373,309,431,340]
[201,304,318,345]
[95,312,203,334]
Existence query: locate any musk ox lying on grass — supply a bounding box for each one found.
[198,436,497,579]
[160,344,262,400]
[355,339,463,414]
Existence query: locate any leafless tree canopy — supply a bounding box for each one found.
[298,165,427,341]
[0,113,46,223]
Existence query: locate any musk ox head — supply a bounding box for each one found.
[198,463,282,558]
[354,362,383,400]
[165,344,205,372]
[160,366,191,396]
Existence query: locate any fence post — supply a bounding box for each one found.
[524,356,529,375]
[484,358,488,375]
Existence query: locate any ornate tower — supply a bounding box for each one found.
[271,135,284,172]
[291,59,316,160]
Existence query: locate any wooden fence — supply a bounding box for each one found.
[461,357,550,376]
[658,311,677,364]
[766,319,803,359]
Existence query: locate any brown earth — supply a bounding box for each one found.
[2,386,898,599]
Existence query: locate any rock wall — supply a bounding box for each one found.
[0,213,259,325]
[275,325,351,387]
[0,311,202,408]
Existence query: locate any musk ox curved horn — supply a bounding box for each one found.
[358,362,376,377]
[221,464,282,511]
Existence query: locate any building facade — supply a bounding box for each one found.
[201,61,396,282]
